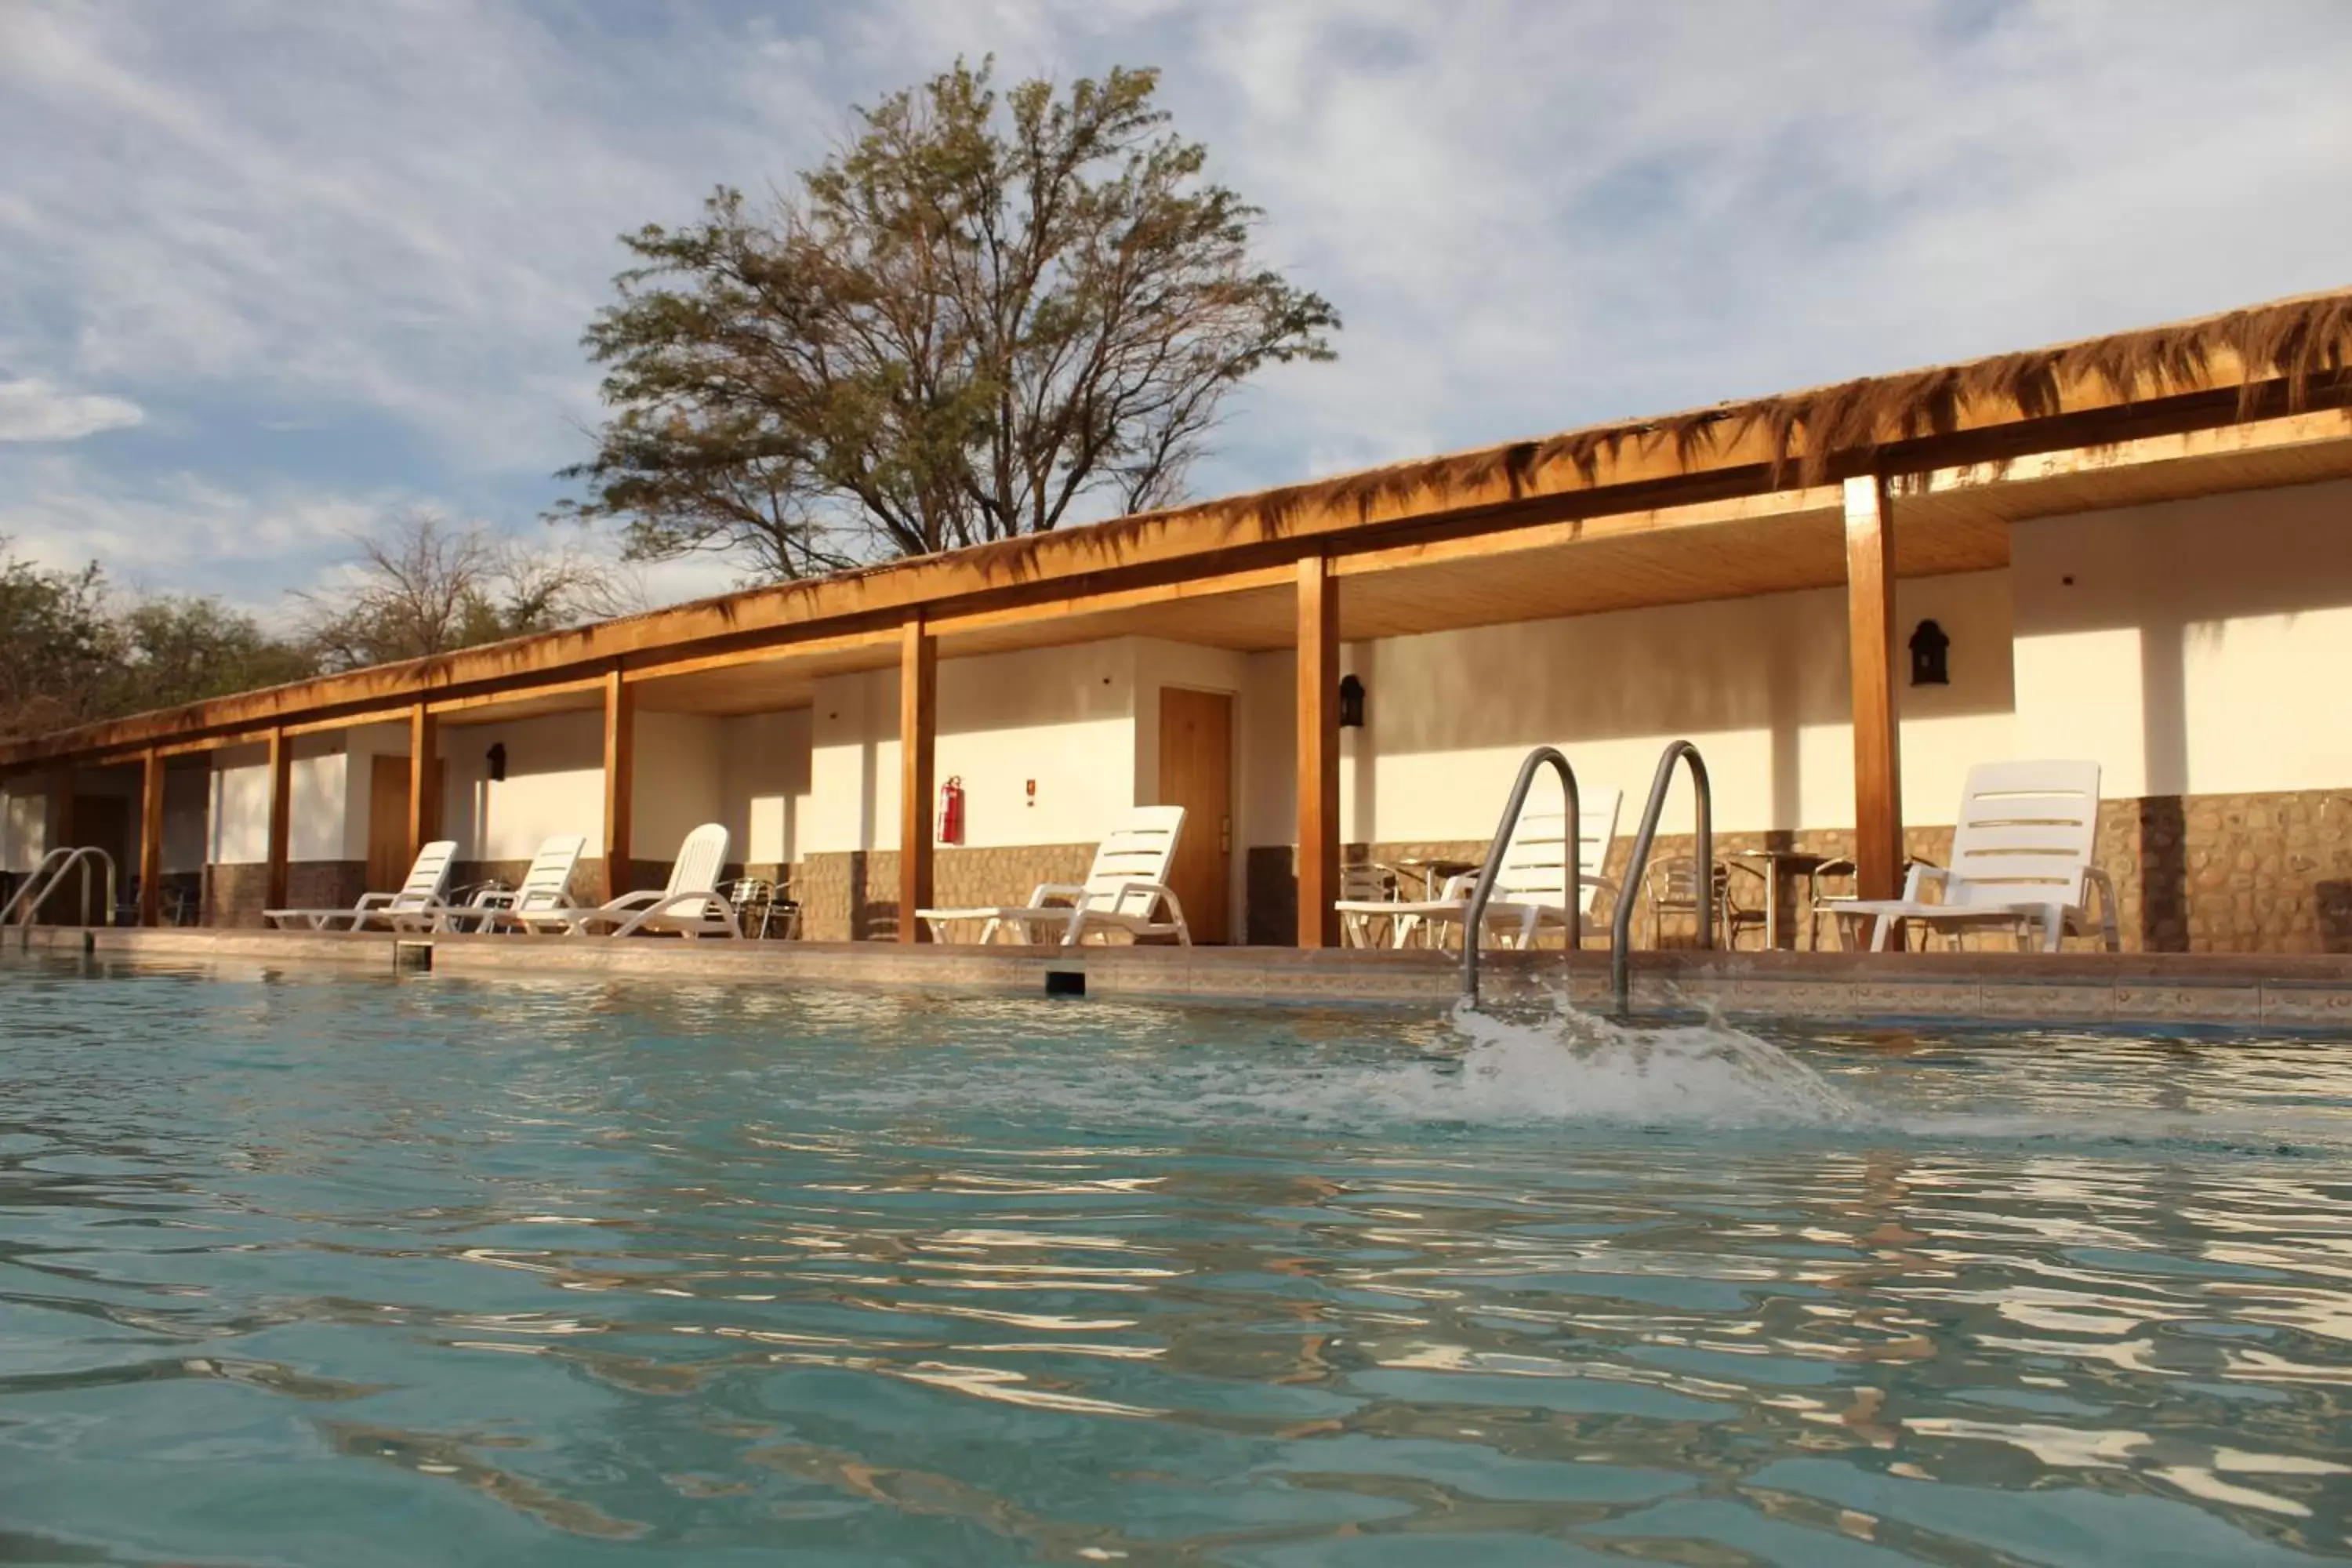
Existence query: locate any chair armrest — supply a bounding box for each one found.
[1095,880,1179,915]
[1900,862,1950,901]
[354,892,396,910]
[1026,884,1087,908]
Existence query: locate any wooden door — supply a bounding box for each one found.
[368,754,411,891]
[1156,688,1232,944]
[67,794,131,924]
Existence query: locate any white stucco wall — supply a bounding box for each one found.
[720,708,812,867]
[808,641,1139,854]
[2013,477,2352,800]
[1244,570,2015,846]
[438,710,604,863]
[209,738,346,865]
[1,785,49,873]
[633,710,728,861]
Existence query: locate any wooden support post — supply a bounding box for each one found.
[601,668,634,903]
[1845,474,1904,902]
[407,703,438,862]
[138,749,165,927]
[1296,554,1341,948]
[265,728,292,913]
[898,613,937,944]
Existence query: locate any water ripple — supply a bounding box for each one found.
[2,955,2350,1563]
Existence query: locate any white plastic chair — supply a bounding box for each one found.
[564,824,741,938]
[1340,788,1624,950]
[465,835,587,934]
[266,840,457,931]
[1834,761,2118,953]
[920,806,1190,945]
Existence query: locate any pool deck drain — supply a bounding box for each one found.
[16,927,2352,1032]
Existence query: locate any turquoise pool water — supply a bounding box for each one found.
[2,958,2350,1565]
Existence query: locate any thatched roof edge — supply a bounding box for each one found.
[1190,284,2352,528]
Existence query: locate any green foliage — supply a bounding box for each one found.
[0,550,118,739]
[111,597,321,710]
[0,539,319,739]
[558,59,1340,579]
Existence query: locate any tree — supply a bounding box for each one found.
[557,59,1340,579]
[108,597,321,711]
[0,538,319,737]
[299,510,628,672]
[0,545,119,739]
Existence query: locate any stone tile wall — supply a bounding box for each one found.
[205,861,366,928]
[1244,786,2352,954]
[800,844,1094,942]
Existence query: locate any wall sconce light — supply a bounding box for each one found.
[1338,674,1367,728]
[1908,619,1950,687]
[486,742,508,782]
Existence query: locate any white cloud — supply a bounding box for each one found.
[0,379,143,442]
[0,450,402,616]
[2,0,2350,597]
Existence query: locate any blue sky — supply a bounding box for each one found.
[4,0,2350,620]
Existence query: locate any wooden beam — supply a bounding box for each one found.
[138,749,165,927]
[898,614,937,943]
[622,627,903,687]
[265,728,292,913]
[427,675,610,718]
[1295,555,1341,947]
[601,669,634,902]
[407,704,439,862]
[1845,475,1904,902]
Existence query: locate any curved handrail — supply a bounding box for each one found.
[1610,740,1714,1015]
[1461,746,1580,1008]
[1,845,79,927]
[9,847,118,933]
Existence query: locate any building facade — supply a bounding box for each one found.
[6,291,2351,952]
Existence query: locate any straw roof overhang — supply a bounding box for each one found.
[9,285,2352,766]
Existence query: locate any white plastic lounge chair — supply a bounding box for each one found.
[265,840,457,931]
[564,823,741,938]
[1832,760,2118,953]
[1338,789,1624,951]
[451,834,587,934]
[918,806,1190,946]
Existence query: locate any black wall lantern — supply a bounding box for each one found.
[1908,619,1950,687]
[1338,673,1367,728]
[486,742,508,782]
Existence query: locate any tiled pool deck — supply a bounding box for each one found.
[17,926,2352,1031]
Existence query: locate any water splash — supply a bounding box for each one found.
[847,995,1866,1132]
[1356,996,1868,1128]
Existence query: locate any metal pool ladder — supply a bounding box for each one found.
[1460,746,1581,1010]
[1610,740,1715,1015]
[1457,741,1715,1015]
[4,845,120,942]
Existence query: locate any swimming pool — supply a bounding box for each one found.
[2,956,2349,1564]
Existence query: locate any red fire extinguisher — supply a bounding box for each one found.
[938,775,965,844]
